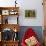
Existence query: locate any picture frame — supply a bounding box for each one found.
[25,10,36,17]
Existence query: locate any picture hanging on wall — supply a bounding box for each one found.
[25,10,36,18]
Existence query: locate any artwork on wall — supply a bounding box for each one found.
[25,10,36,18]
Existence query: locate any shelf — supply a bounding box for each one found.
[2,40,19,43]
[0,40,19,46]
[0,7,19,10]
[0,7,19,16]
[1,15,19,24]
[0,24,20,32]
[0,7,19,46]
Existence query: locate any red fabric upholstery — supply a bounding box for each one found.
[21,28,41,46]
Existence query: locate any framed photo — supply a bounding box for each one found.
[25,10,36,17]
[2,10,9,15]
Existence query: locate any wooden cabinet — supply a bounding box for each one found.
[0,7,19,46]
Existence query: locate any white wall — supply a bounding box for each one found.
[18,0,44,26]
[0,0,44,26]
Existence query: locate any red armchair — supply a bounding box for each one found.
[21,28,41,46]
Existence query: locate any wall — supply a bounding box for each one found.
[0,0,44,26]
[18,0,44,26]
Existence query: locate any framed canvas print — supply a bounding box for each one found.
[25,10,36,17]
